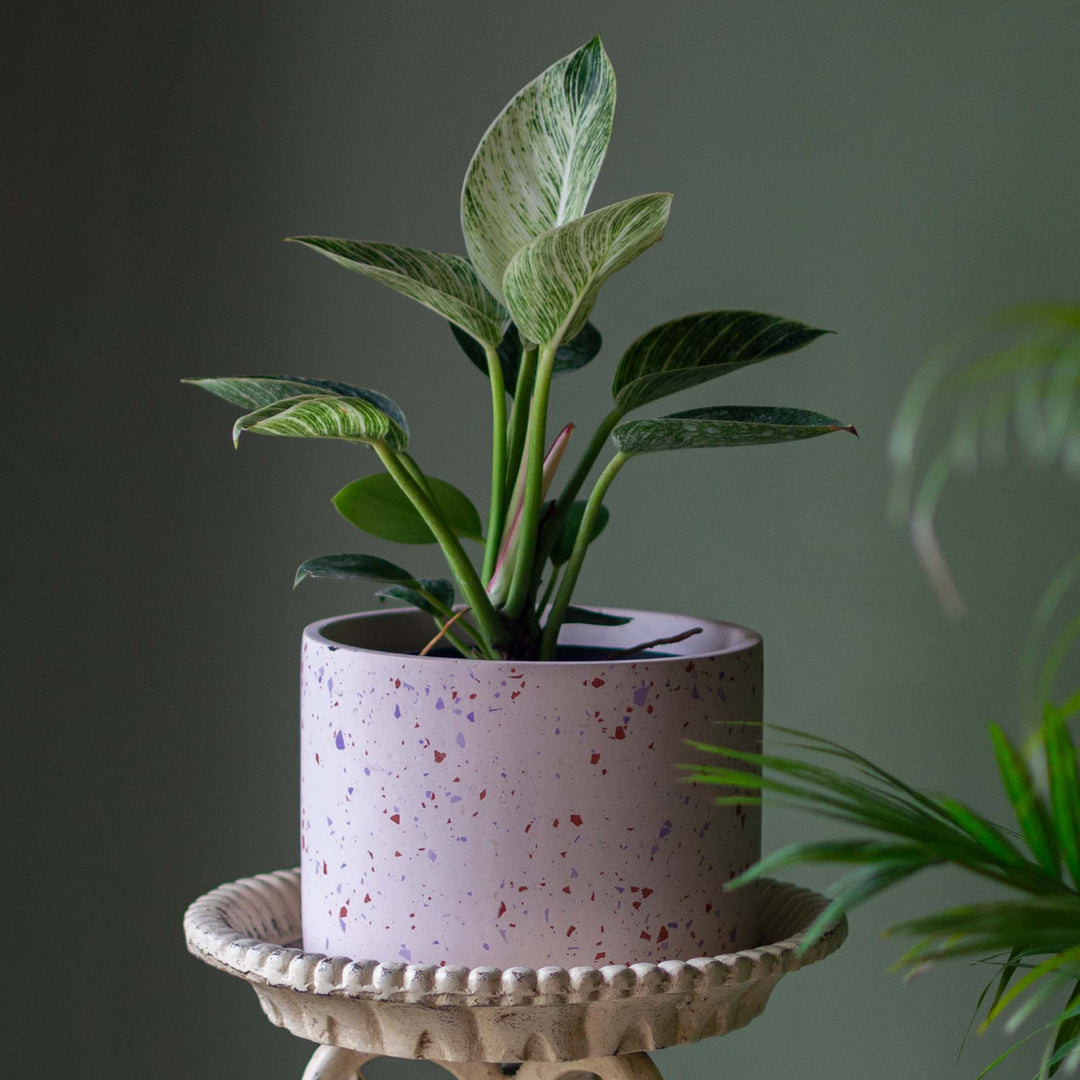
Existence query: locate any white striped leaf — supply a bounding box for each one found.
[612,312,832,412]
[289,238,507,347]
[504,193,673,347]
[185,375,408,437]
[294,553,419,588]
[612,405,857,454]
[461,36,616,302]
[233,394,408,451]
[334,472,483,544]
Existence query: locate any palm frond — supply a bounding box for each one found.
[887,302,1080,618]
[686,710,1080,1076]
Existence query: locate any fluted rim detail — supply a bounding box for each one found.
[184,869,846,1006]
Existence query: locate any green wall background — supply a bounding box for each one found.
[8,1,1079,1076]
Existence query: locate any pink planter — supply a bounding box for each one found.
[300,608,762,969]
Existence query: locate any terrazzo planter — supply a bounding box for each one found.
[301,607,762,971]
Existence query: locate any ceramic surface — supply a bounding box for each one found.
[301,608,762,969]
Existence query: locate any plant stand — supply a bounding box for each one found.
[184,870,845,1080]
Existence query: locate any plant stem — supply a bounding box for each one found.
[481,345,508,584]
[502,342,558,620]
[504,344,537,505]
[416,587,483,657]
[530,405,625,599]
[537,569,559,615]
[373,441,507,657]
[541,451,631,658]
[400,452,437,502]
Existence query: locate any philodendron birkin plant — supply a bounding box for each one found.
[188,37,856,662]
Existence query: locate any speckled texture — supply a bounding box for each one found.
[300,609,762,970]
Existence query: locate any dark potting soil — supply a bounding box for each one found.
[420,645,675,661]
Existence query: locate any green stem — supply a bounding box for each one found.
[416,587,483,657]
[482,345,508,583]
[537,570,559,615]
[530,405,625,600]
[504,344,537,507]
[502,342,558,619]
[541,451,631,659]
[373,441,507,657]
[400,452,437,502]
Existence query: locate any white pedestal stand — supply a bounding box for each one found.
[185,870,845,1080]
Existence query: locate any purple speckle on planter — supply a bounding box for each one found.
[658,820,673,839]
[399,947,412,961]
[394,704,401,719]
[428,850,437,861]
[435,698,445,710]
[335,730,345,750]
[633,682,649,707]
[456,731,466,748]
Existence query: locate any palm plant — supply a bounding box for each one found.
[686,303,1080,1077]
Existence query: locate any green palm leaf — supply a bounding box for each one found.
[289,238,507,347]
[461,36,616,303]
[685,712,1080,1078]
[503,193,673,347]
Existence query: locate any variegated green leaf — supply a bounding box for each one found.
[612,312,832,412]
[450,320,603,393]
[294,553,418,588]
[377,578,456,616]
[289,238,507,347]
[461,36,616,302]
[184,376,409,437]
[233,394,408,451]
[504,193,673,346]
[612,405,857,454]
[334,472,483,544]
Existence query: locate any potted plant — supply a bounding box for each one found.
[187,37,855,970]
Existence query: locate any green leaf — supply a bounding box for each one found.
[377,578,456,616]
[561,606,633,626]
[612,311,832,412]
[186,376,409,437]
[233,394,408,451]
[294,553,418,588]
[550,501,610,566]
[612,405,857,455]
[504,193,673,347]
[289,238,507,347]
[461,36,616,303]
[450,320,603,394]
[990,723,1059,876]
[1045,705,1080,889]
[334,472,483,544]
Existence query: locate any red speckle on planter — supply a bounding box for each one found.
[562,886,571,894]
[640,931,652,941]
[566,925,576,937]
[479,789,487,800]
[657,926,669,942]
[553,818,559,828]
[570,814,583,827]
[614,728,626,740]
[590,753,601,765]
[641,888,653,898]
[322,861,328,874]
[591,678,605,688]
[364,894,371,903]
[339,906,348,918]
[497,901,507,917]
[433,750,447,763]
[390,814,400,824]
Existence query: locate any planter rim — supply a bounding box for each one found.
[304,606,761,667]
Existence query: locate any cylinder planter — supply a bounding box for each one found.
[300,607,762,970]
